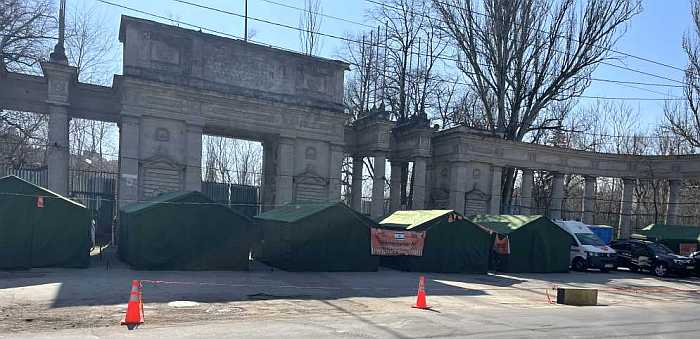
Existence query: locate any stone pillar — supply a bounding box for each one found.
[351,156,364,211]
[520,169,534,215]
[47,107,69,195]
[665,179,681,225]
[618,178,636,239]
[582,176,596,224]
[42,62,76,196]
[449,161,468,214]
[412,157,428,209]
[490,166,502,214]
[261,139,278,211]
[184,122,203,192]
[328,145,344,202]
[550,172,565,220]
[371,153,386,218]
[118,114,141,208]
[389,161,402,212]
[276,137,295,206]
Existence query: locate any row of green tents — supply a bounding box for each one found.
[3,174,700,272]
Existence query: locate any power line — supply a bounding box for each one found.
[260,0,375,29]
[361,0,686,85]
[169,0,686,91]
[95,0,682,101]
[95,0,243,40]
[366,0,686,73]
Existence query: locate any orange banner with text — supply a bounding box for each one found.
[370,228,427,256]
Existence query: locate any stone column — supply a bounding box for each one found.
[412,157,428,210]
[665,179,681,224]
[490,165,503,214]
[582,176,596,224]
[328,145,344,202]
[184,122,203,192]
[618,178,636,239]
[351,156,364,211]
[371,153,386,218]
[260,139,278,211]
[449,161,467,214]
[47,107,69,195]
[550,172,565,220]
[389,161,403,212]
[118,114,141,208]
[42,62,75,196]
[276,137,295,206]
[520,169,534,215]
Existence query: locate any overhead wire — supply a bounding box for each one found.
[164,0,685,98]
[365,0,687,73]
[93,0,686,100]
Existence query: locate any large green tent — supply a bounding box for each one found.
[378,210,491,273]
[636,224,700,255]
[470,215,574,273]
[0,175,90,269]
[119,191,254,270]
[254,202,378,272]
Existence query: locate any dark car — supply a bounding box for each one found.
[609,239,695,277]
[690,251,700,276]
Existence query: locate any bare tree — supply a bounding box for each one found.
[665,0,700,149]
[434,0,640,211]
[0,0,54,73]
[64,3,119,171]
[298,0,323,55]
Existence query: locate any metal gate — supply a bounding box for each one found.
[202,180,260,218]
[69,169,118,244]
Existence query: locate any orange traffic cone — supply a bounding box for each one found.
[121,280,144,329]
[412,276,430,310]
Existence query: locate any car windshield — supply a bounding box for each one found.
[646,242,674,255]
[576,233,606,246]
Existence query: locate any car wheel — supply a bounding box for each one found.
[573,258,587,272]
[629,265,639,273]
[653,263,668,277]
[601,267,610,273]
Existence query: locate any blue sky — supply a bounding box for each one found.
[78,0,693,129]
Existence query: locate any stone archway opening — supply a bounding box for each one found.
[201,134,263,218]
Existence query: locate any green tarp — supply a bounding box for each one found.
[0,175,90,269]
[119,191,254,270]
[254,202,379,272]
[378,210,491,273]
[470,215,574,273]
[636,224,700,254]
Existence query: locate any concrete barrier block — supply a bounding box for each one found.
[556,288,598,306]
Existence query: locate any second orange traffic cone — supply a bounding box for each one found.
[121,280,144,330]
[413,276,430,310]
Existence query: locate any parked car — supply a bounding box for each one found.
[609,239,695,277]
[690,251,700,276]
[555,220,617,272]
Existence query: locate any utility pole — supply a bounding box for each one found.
[244,0,248,41]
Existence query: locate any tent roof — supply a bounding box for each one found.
[379,210,455,230]
[639,224,700,241]
[0,175,85,208]
[469,214,544,234]
[255,202,341,223]
[121,191,214,214]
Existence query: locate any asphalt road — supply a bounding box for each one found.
[3,301,700,338]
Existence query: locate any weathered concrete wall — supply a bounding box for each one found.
[119,16,346,112]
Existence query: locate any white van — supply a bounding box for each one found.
[555,220,617,272]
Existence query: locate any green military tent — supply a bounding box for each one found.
[470,215,574,273]
[378,210,492,273]
[119,191,254,270]
[636,224,700,255]
[0,175,90,269]
[254,202,379,272]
